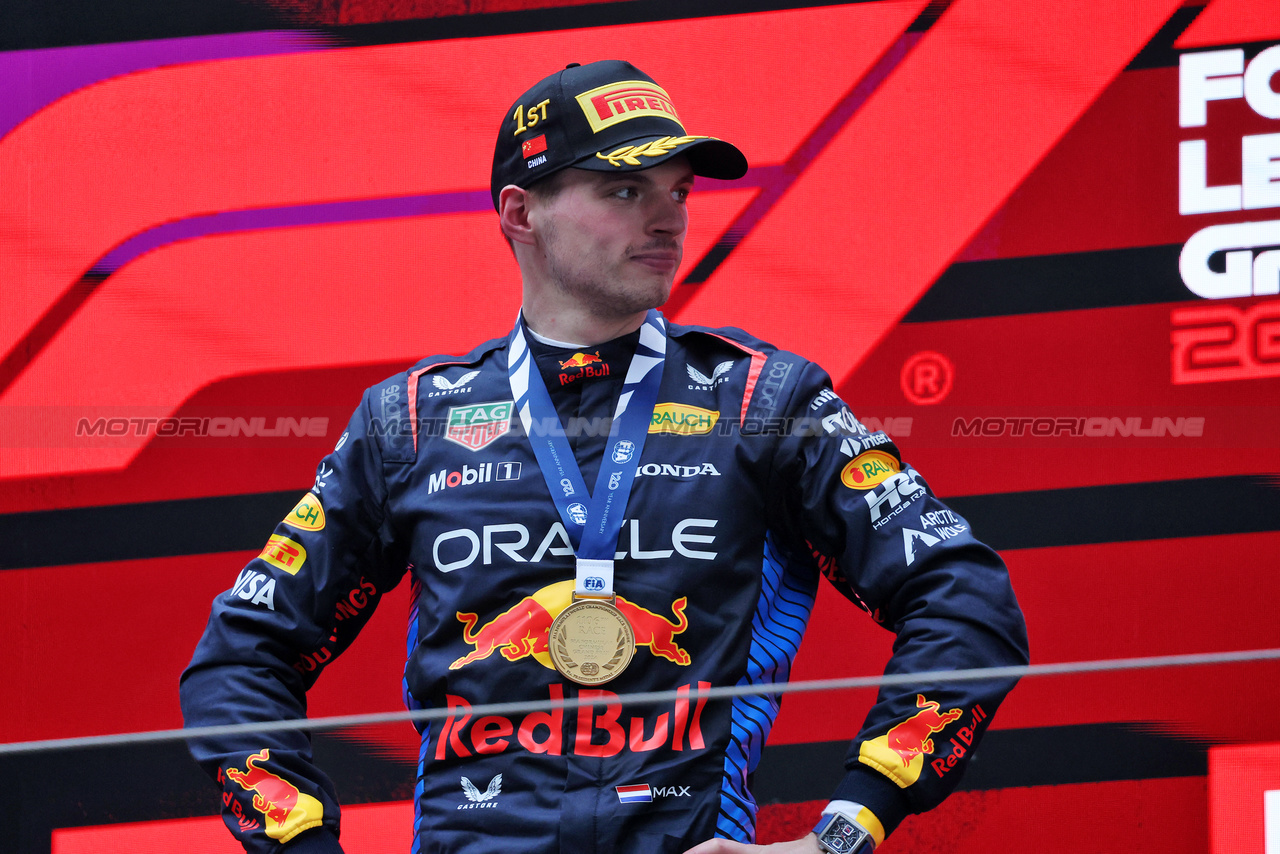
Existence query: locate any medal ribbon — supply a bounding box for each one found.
[508,310,666,598]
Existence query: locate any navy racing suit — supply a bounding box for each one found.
[181,316,1029,853]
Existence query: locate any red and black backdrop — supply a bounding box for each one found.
[3,1,1279,851]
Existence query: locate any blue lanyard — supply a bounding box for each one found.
[507,310,666,592]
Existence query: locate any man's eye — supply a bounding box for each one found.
[673,188,690,203]
[613,186,638,199]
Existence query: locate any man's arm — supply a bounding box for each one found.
[180,386,407,853]
[767,361,1030,842]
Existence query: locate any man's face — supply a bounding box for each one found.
[528,156,693,319]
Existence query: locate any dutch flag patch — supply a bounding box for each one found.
[615,784,652,804]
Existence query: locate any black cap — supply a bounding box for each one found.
[490,60,748,210]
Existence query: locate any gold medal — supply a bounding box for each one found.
[549,598,636,686]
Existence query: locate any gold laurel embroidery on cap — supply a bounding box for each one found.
[595,136,708,167]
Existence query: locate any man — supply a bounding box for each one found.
[182,60,1028,854]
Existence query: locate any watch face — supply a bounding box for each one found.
[820,815,870,854]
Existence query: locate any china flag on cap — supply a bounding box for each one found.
[522,135,547,158]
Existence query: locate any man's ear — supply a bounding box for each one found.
[498,185,537,246]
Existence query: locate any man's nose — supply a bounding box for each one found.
[647,193,688,237]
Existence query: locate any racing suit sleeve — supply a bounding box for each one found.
[180,387,408,853]
[771,361,1029,837]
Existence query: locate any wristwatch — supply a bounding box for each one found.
[812,810,875,854]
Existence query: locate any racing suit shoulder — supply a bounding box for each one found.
[667,321,816,433]
[667,321,780,356]
[403,336,509,375]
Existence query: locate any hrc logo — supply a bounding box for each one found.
[575,81,682,134]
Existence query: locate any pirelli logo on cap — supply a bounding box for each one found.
[576,80,683,134]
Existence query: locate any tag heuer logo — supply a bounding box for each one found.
[445,401,513,451]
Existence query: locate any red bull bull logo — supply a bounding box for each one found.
[225,749,325,842]
[857,694,964,788]
[557,352,609,385]
[559,352,603,369]
[450,580,691,670]
[435,681,710,760]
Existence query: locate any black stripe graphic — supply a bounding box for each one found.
[902,244,1191,323]
[1,491,299,570]
[0,0,289,51]
[325,0,883,49]
[1126,5,1280,71]
[1124,5,1204,71]
[1,0,879,53]
[947,475,1280,553]
[4,475,1278,570]
[751,722,1209,805]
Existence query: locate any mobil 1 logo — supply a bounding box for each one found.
[429,461,522,495]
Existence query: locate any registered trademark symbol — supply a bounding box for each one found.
[900,351,954,405]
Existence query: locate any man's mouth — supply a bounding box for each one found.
[629,249,680,273]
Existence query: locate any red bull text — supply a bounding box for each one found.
[929,704,987,779]
[434,682,710,760]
